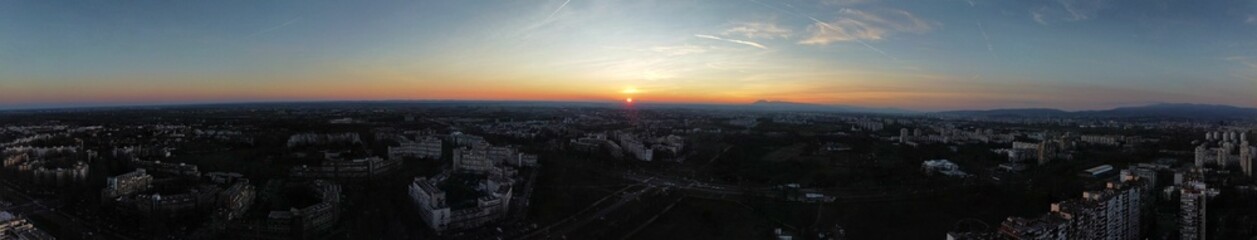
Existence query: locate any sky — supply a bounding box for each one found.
[2,0,1256,111]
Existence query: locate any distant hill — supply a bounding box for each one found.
[936,108,1069,118]
[746,100,913,114]
[938,103,1257,120]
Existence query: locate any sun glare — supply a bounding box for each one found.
[621,87,639,94]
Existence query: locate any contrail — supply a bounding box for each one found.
[695,34,768,49]
[749,0,894,60]
[249,17,302,37]
[546,0,572,20]
[977,21,993,52]
[806,15,894,60]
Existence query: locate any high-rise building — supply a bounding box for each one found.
[1241,144,1254,177]
[1179,181,1207,240]
[1037,141,1058,166]
[900,128,909,144]
[998,215,1070,240]
[1194,144,1209,167]
[983,178,1145,240]
[1050,181,1141,240]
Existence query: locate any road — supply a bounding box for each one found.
[517,181,656,240]
[620,171,985,203]
[514,162,987,239]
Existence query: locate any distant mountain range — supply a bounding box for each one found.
[937,103,1257,120]
[710,101,1257,120]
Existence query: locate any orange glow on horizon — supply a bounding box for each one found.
[12,71,1245,111]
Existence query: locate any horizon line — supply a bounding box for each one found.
[0,98,1249,114]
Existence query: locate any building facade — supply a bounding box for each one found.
[0,212,54,240]
[453,146,494,174]
[389,136,443,160]
[290,156,400,180]
[1179,181,1207,240]
[102,169,154,201]
[408,172,513,233]
[980,177,1146,240]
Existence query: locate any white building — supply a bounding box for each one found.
[408,173,513,233]
[448,132,487,147]
[102,169,153,201]
[409,176,451,231]
[389,136,443,160]
[851,120,884,131]
[614,133,654,162]
[454,145,495,173]
[921,159,967,177]
[1012,141,1039,150]
[1240,143,1254,177]
[0,211,54,239]
[290,156,400,179]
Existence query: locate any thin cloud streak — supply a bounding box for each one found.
[977,21,993,52]
[545,0,572,21]
[248,17,302,37]
[694,34,768,49]
[722,21,792,39]
[805,16,894,60]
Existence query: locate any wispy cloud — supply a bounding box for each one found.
[1058,0,1107,21]
[821,0,874,6]
[1225,56,1257,69]
[1031,8,1049,25]
[804,16,893,60]
[648,45,709,56]
[1030,0,1110,25]
[745,0,900,59]
[722,21,792,39]
[695,34,768,49]
[799,8,935,45]
[248,17,302,37]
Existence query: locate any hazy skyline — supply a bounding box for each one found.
[3,0,1256,111]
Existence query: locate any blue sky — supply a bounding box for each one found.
[2,0,1255,110]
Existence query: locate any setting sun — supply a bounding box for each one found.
[625,98,633,103]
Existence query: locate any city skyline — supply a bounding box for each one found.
[4,0,1257,111]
